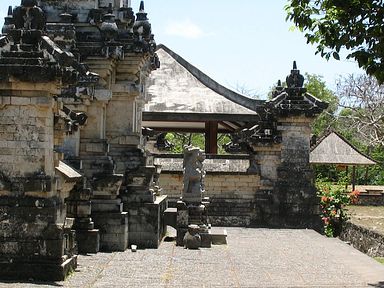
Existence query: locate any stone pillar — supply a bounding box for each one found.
[106,55,168,249]
[262,62,327,230]
[273,117,321,229]
[0,83,77,281]
[60,98,102,254]
[234,62,328,229]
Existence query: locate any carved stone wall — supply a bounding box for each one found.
[0,0,164,280]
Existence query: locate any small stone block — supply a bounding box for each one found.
[200,233,212,248]
[210,228,227,245]
[76,229,100,254]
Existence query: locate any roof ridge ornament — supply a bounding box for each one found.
[285,61,306,98]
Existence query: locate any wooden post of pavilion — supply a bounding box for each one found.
[205,121,218,154]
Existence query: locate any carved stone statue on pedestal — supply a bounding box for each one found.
[182,146,206,204]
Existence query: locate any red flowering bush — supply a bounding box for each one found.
[317,178,360,237]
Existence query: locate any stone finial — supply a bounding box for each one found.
[7,6,13,16]
[136,1,148,21]
[286,60,304,89]
[21,0,37,8]
[108,2,113,14]
[139,1,145,12]
[59,5,73,23]
[133,1,151,39]
[2,6,15,34]
[100,3,119,42]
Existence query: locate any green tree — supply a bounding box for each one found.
[285,0,384,83]
[304,73,338,135]
[165,133,205,154]
[164,133,231,154]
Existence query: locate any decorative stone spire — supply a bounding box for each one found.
[2,6,14,34]
[272,79,284,98]
[286,61,305,88]
[139,1,145,12]
[283,61,306,99]
[133,1,151,39]
[100,3,119,41]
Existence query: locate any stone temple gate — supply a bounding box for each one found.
[0,0,327,281]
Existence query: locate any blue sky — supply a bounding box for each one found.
[0,0,363,98]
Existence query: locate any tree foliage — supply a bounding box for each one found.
[305,73,384,185]
[286,0,384,83]
[164,133,231,154]
[336,74,384,147]
[304,73,338,135]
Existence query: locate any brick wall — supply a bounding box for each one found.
[159,173,260,200]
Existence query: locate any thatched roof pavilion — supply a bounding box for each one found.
[310,131,377,190]
[310,131,377,166]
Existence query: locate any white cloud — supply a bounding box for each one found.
[165,19,208,39]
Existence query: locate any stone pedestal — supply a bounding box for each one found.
[91,198,128,251]
[126,195,168,248]
[0,197,77,281]
[66,186,100,254]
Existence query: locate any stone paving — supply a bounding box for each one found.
[1,228,384,288]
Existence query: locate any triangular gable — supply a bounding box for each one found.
[310,131,377,165]
[145,44,261,115]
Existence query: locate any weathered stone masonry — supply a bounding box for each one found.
[0,0,165,281]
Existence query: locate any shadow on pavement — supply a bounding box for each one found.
[0,280,63,287]
[369,282,384,288]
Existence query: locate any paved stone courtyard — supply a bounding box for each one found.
[1,228,384,288]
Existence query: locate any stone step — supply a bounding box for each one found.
[0,57,47,65]
[1,51,44,58]
[209,228,227,245]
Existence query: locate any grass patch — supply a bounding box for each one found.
[375,257,384,265]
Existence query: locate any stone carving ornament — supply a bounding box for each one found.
[14,0,45,30]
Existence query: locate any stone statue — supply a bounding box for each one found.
[183,224,201,249]
[182,146,205,203]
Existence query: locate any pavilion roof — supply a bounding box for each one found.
[144,44,262,117]
[310,131,377,166]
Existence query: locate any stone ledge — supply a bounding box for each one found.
[340,221,384,258]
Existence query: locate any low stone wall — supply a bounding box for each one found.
[357,194,384,206]
[156,150,321,229]
[159,173,261,201]
[340,222,384,257]
[159,172,261,227]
